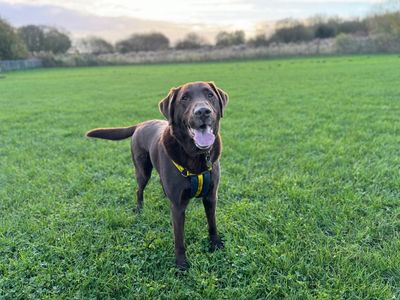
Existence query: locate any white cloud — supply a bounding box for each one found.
[1,0,388,41]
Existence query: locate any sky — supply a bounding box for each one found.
[0,0,388,41]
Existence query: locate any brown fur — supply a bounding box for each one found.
[86,81,228,269]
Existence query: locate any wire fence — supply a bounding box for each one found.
[0,59,43,72]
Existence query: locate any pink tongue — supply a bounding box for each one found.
[193,129,215,148]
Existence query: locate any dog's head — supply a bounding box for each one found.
[159,81,228,152]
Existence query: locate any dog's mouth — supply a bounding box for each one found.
[188,124,215,150]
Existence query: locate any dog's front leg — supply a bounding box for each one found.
[171,203,189,270]
[203,190,224,251]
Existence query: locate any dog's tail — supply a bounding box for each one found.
[86,125,137,140]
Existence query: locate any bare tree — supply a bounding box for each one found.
[367,12,400,36]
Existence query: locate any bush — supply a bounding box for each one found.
[0,18,28,59]
[371,33,400,52]
[175,33,207,50]
[270,24,314,43]
[116,33,169,53]
[315,24,336,39]
[335,33,400,54]
[215,30,245,47]
[35,52,58,67]
[335,33,360,53]
[247,34,270,47]
[77,37,114,54]
[42,27,71,54]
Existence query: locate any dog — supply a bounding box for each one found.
[86,81,228,269]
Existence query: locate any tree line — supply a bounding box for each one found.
[0,21,72,60]
[1,10,400,60]
[251,12,400,46]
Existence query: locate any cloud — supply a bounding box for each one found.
[1,0,382,23]
[0,1,227,42]
[0,0,384,41]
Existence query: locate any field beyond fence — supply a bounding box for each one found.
[2,34,400,70]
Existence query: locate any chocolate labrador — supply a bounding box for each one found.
[86,81,228,269]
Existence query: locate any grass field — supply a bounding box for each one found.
[1,55,400,299]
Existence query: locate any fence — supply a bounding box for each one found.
[0,59,43,72]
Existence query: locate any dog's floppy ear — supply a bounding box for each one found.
[208,82,229,118]
[159,87,180,124]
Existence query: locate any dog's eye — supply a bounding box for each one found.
[207,92,214,99]
[182,95,189,101]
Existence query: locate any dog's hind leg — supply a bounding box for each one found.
[132,151,153,213]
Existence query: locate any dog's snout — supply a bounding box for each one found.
[194,107,211,117]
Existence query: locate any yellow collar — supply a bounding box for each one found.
[171,160,212,177]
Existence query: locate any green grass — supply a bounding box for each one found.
[1,55,400,299]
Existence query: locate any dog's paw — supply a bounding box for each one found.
[176,257,190,271]
[210,236,225,252]
[135,205,143,214]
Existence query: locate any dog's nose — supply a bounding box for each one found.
[194,107,211,117]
